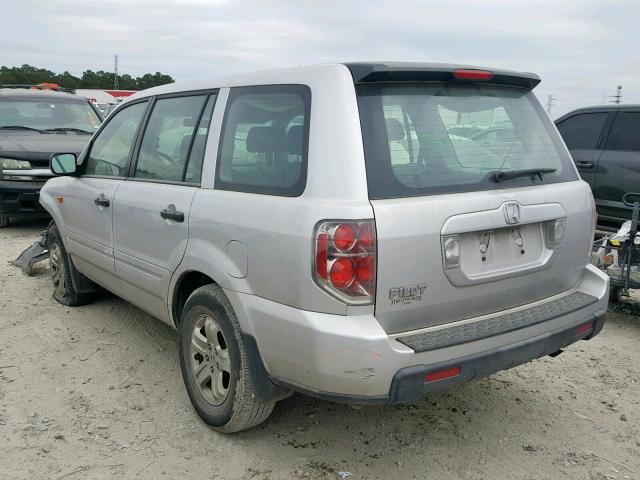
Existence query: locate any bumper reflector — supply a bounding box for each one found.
[424,366,461,383]
[575,321,594,336]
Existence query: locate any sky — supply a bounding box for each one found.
[4,0,639,118]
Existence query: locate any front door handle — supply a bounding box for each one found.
[576,160,595,169]
[160,204,185,223]
[94,194,110,208]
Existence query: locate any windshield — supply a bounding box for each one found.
[0,98,101,133]
[356,83,577,199]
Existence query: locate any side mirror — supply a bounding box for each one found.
[50,153,78,176]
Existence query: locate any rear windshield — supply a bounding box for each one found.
[356,83,577,199]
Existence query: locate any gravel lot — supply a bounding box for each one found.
[1,220,639,480]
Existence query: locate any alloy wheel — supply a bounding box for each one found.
[190,314,232,405]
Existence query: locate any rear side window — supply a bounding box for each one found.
[556,112,608,150]
[356,83,578,199]
[607,111,640,152]
[86,101,148,177]
[185,95,216,184]
[215,85,310,196]
[135,94,212,183]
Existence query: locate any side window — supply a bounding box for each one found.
[556,112,608,150]
[185,95,216,184]
[607,112,640,152]
[135,95,209,182]
[215,85,311,196]
[85,101,148,177]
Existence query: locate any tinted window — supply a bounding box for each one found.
[85,101,148,177]
[608,112,640,152]
[215,85,310,196]
[556,112,608,150]
[357,83,577,199]
[135,95,208,182]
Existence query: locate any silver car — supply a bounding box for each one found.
[40,63,609,432]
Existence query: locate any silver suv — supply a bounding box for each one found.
[41,63,609,432]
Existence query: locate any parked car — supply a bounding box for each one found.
[555,105,640,227]
[0,85,102,227]
[40,63,609,432]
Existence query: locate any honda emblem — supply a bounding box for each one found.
[503,203,521,225]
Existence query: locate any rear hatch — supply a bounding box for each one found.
[351,64,593,334]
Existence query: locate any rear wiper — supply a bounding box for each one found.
[0,125,46,133]
[44,127,93,134]
[492,168,557,182]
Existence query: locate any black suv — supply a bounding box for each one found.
[0,86,102,227]
[555,105,640,227]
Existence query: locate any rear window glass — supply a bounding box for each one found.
[135,94,209,183]
[356,83,577,199]
[215,85,310,196]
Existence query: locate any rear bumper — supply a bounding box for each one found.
[227,264,609,403]
[0,180,49,218]
[388,310,605,404]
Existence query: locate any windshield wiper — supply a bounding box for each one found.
[492,168,557,183]
[44,127,93,134]
[0,125,46,133]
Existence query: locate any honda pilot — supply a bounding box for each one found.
[40,63,609,432]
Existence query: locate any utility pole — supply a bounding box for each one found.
[113,54,119,90]
[609,85,622,104]
[546,95,555,115]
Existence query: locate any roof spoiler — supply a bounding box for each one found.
[344,62,541,90]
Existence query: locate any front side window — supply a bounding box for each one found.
[607,111,640,152]
[556,112,608,150]
[215,85,310,196]
[0,98,101,133]
[135,94,210,182]
[357,83,577,199]
[85,101,148,177]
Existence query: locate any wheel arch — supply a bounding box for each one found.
[170,270,218,328]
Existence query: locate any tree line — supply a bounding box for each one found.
[0,64,174,91]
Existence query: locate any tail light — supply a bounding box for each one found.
[314,220,376,305]
[545,218,567,250]
[453,69,493,81]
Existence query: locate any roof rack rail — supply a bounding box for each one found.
[0,83,76,94]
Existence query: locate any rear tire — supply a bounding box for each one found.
[0,215,9,228]
[48,224,92,307]
[178,284,276,433]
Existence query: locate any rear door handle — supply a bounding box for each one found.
[94,194,110,208]
[576,160,595,169]
[160,204,184,223]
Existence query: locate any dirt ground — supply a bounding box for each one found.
[1,219,639,480]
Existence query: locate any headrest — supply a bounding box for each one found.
[246,126,288,153]
[287,125,304,155]
[385,118,406,141]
